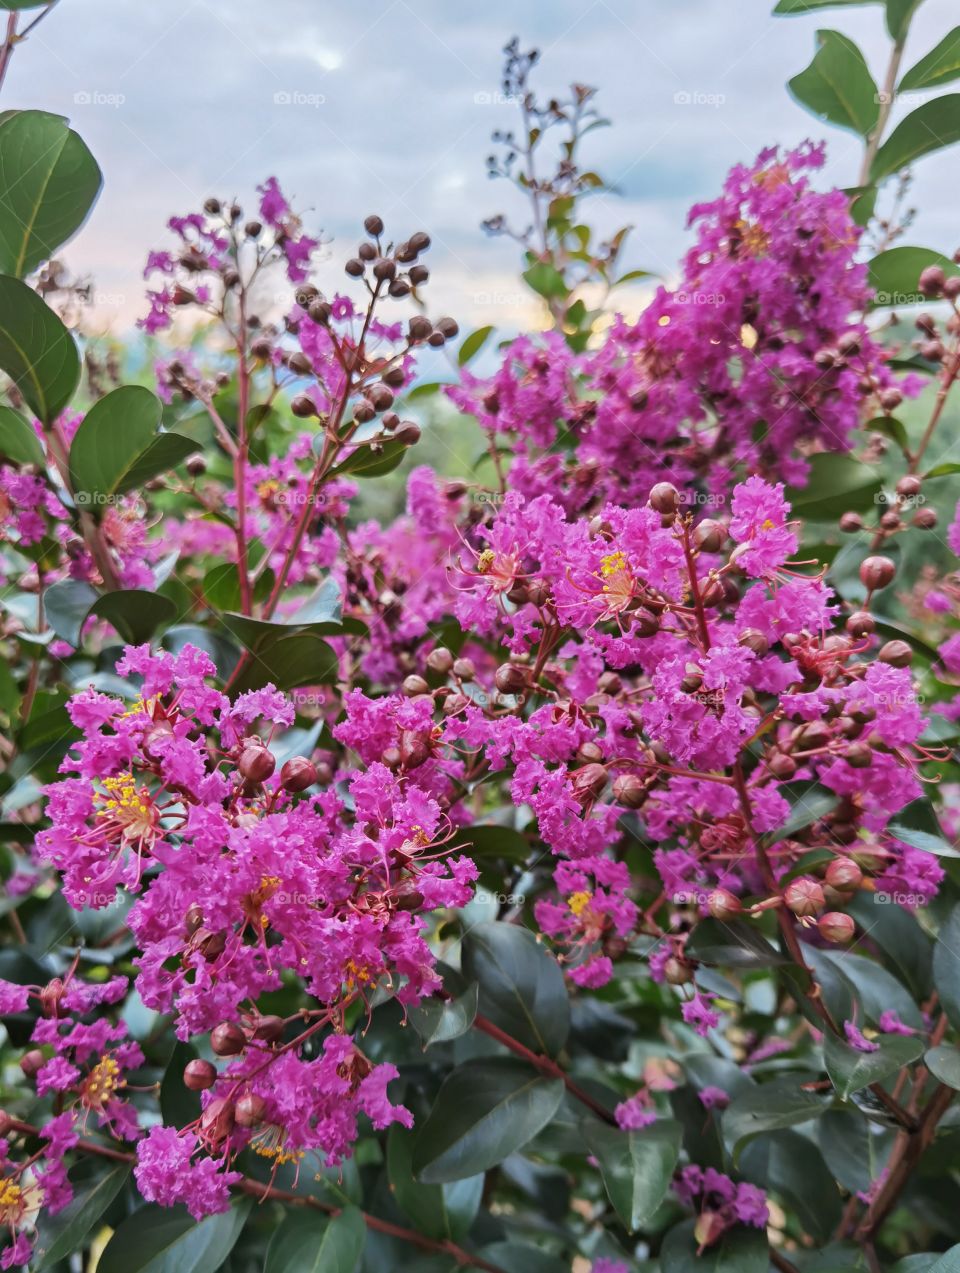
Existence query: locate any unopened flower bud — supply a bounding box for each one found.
[707,888,742,921]
[859,555,896,591]
[784,877,825,917]
[442,693,469,716]
[825,857,862,891]
[291,394,316,419]
[20,1049,45,1079]
[845,742,873,768]
[200,1097,235,1144]
[612,772,647,809]
[238,744,276,784]
[818,912,855,944]
[453,657,475,681]
[919,265,946,297]
[426,646,454,677]
[183,1059,217,1091]
[235,1092,267,1128]
[839,512,863,533]
[211,1022,246,1056]
[649,482,679,515]
[402,674,430,697]
[399,730,429,769]
[495,663,527,695]
[737,628,769,656]
[663,956,692,985]
[694,1209,727,1249]
[846,610,875,637]
[364,214,384,237]
[571,762,608,802]
[913,507,938,529]
[879,639,912,668]
[693,519,726,553]
[252,1015,285,1043]
[279,757,318,792]
[767,751,797,780]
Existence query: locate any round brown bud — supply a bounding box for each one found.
[204,197,221,215]
[784,877,825,918]
[649,481,679,515]
[373,258,396,282]
[409,231,431,254]
[818,912,855,944]
[919,265,946,297]
[879,639,913,668]
[408,315,433,341]
[663,957,693,986]
[845,742,873,768]
[235,1092,267,1128]
[211,1022,246,1056]
[737,628,769,657]
[184,1058,218,1091]
[186,453,207,477]
[707,888,742,921]
[442,692,470,716]
[612,772,647,809]
[896,474,922,499]
[692,519,726,553]
[402,674,430,697]
[368,384,394,412]
[399,729,430,769]
[394,422,421,446]
[20,1049,45,1079]
[291,394,316,419]
[495,663,527,695]
[453,657,475,681]
[839,512,863,533]
[364,214,384,237]
[279,757,319,792]
[345,258,365,277]
[878,387,903,412]
[859,555,896,591]
[426,647,454,676]
[846,610,875,638]
[238,744,276,784]
[571,762,608,801]
[409,264,429,286]
[913,507,938,529]
[825,857,862,891]
[768,751,797,780]
[308,299,331,325]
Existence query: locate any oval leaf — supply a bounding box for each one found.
[462,921,570,1058]
[264,1206,365,1273]
[98,1200,251,1273]
[581,1118,681,1232]
[0,274,79,422]
[901,27,960,91]
[871,96,960,182]
[788,30,879,136]
[0,404,44,466]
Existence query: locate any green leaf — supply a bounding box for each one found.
[227,630,339,694]
[740,1129,841,1242]
[927,1245,960,1273]
[0,110,101,277]
[0,404,43,465]
[387,1123,483,1241]
[42,578,97,647]
[458,325,494,366]
[925,1045,960,1090]
[522,262,569,301]
[685,918,787,968]
[933,904,960,1030]
[824,1030,923,1099]
[871,96,960,182]
[775,0,879,10]
[461,921,570,1058]
[785,453,881,519]
[788,30,879,136]
[97,1200,251,1273]
[863,414,909,454]
[819,1107,894,1193]
[901,28,960,90]
[160,1041,202,1128]
[89,590,178,644]
[723,1079,829,1163]
[869,245,958,306]
[69,385,193,507]
[581,1118,681,1232]
[33,1164,130,1269]
[333,438,407,478]
[477,1244,568,1273]
[408,982,479,1048]
[0,274,79,422]
[762,778,840,842]
[926,461,960,477]
[412,1058,563,1183]
[889,798,958,857]
[661,1219,769,1273]
[264,1207,365,1273]
[886,0,923,40]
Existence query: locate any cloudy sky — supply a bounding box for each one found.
[7,0,958,335]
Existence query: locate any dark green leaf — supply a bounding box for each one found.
[458,325,494,366]
[934,905,960,1030]
[0,404,44,465]
[0,110,101,277]
[333,438,407,478]
[412,1058,563,1183]
[97,1200,251,1273]
[264,1206,365,1273]
[522,262,569,300]
[863,414,909,454]
[925,1045,960,1090]
[740,1129,841,1242]
[723,1079,828,1163]
[824,1030,923,1099]
[762,779,840,843]
[581,1118,681,1232]
[871,96,960,182]
[227,630,339,694]
[477,1244,568,1273]
[788,30,879,136]
[89,590,178,644]
[819,1107,894,1193]
[889,798,958,857]
[160,1041,202,1128]
[69,385,193,507]
[869,245,959,306]
[775,0,878,10]
[901,28,960,90]
[462,921,570,1057]
[0,274,79,422]
[928,1246,960,1273]
[685,918,787,968]
[785,454,881,520]
[42,578,97,647]
[886,0,924,41]
[34,1164,130,1269]
[661,1219,769,1273]
[408,982,479,1048]
[387,1123,482,1241]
